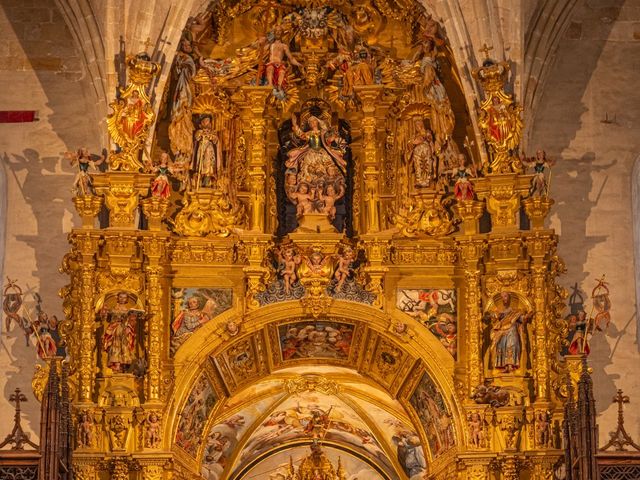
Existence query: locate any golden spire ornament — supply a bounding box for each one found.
[106,53,160,171]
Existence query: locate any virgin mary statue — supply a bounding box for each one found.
[284,114,347,217]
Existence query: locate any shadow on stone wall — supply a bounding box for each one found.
[0,0,103,436]
[529,0,626,415]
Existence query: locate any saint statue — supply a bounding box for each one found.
[193,115,223,188]
[285,114,347,219]
[100,292,144,373]
[487,292,532,373]
[406,118,438,188]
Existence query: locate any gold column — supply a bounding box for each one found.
[75,233,99,402]
[528,234,555,400]
[143,235,167,402]
[360,235,390,309]
[459,239,487,395]
[240,87,271,232]
[355,85,384,234]
[242,236,272,311]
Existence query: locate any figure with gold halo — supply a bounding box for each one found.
[487,292,533,373]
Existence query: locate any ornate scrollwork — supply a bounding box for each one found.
[473,60,524,174]
[107,54,159,172]
[391,193,455,237]
[171,190,246,237]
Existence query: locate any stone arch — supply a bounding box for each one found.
[164,301,463,478]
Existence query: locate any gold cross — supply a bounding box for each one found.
[479,43,493,59]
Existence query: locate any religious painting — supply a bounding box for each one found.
[200,396,277,480]
[397,288,457,358]
[175,373,217,457]
[360,400,427,479]
[170,288,232,353]
[409,371,455,458]
[242,445,386,480]
[210,333,268,392]
[232,392,394,478]
[278,320,354,361]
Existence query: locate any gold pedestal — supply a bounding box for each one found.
[523,196,554,230]
[173,189,246,237]
[93,173,152,229]
[72,195,103,229]
[141,197,170,231]
[294,213,338,234]
[454,199,485,235]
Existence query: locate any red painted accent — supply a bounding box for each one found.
[0,111,38,123]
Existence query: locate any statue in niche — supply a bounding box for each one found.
[406,118,438,188]
[285,113,347,221]
[193,115,223,188]
[485,292,533,373]
[99,291,144,373]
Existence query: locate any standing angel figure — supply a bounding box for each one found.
[65,148,106,196]
[522,149,555,197]
[148,151,172,199]
[333,245,356,292]
[449,153,477,201]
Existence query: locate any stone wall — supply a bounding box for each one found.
[529,0,640,445]
[0,0,101,441]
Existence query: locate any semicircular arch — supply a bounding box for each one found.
[164,301,464,477]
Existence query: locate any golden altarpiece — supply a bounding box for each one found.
[39,1,579,479]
